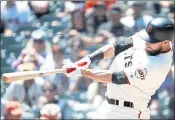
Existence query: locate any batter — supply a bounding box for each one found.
[63,17,174,119]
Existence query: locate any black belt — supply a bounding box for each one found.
[106,96,134,108]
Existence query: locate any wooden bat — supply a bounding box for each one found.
[2,68,76,83]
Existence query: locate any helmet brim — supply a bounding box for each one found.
[138,29,166,43]
[138,29,153,43]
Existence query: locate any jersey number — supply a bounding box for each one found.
[124,54,133,68]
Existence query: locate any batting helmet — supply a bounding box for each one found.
[138,17,174,43]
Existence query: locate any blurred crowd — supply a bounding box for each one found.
[0,1,174,119]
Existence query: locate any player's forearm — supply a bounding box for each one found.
[88,44,115,63]
[81,69,130,85]
[81,69,112,83]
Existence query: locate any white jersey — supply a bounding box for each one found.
[108,32,173,111]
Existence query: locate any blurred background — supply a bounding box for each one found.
[0,1,174,119]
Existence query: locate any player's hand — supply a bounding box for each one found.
[62,64,75,77]
[62,56,91,77]
[69,29,79,36]
[74,56,91,69]
[62,64,82,77]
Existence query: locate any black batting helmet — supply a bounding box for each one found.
[138,17,174,43]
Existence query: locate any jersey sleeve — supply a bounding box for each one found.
[113,37,133,56]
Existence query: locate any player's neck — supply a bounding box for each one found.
[161,48,171,53]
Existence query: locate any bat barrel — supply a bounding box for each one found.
[1,69,67,83]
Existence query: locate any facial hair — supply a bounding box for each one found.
[146,47,162,56]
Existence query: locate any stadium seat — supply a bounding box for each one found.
[1,66,15,75]
[7,45,24,58]
[49,26,65,34]
[50,1,64,14]
[40,15,61,26]
[1,36,18,48]
[49,1,59,13]
[1,57,9,67]
[1,49,9,67]
[55,1,65,10]
[16,25,38,35]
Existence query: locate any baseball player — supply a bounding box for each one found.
[63,17,174,119]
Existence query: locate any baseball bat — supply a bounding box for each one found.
[1,68,76,83]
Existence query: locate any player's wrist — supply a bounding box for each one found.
[88,49,104,63]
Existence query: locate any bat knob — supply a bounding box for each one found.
[2,74,10,83]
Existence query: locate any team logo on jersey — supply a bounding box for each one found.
[147,25,152,33]
[135,68,147,80]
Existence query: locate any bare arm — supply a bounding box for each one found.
[81,69,130,85]
[81,69,113,83]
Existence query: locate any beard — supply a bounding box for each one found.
[146,47,162,56]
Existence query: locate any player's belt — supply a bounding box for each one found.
[106,96,134,108]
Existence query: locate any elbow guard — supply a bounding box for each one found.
[112,71,129,85]
[88,49,104,63]
[113,37,133,56]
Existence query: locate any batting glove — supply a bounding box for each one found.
[62,64,82,77]
[62,56,91,77]
[75,56,91,69]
